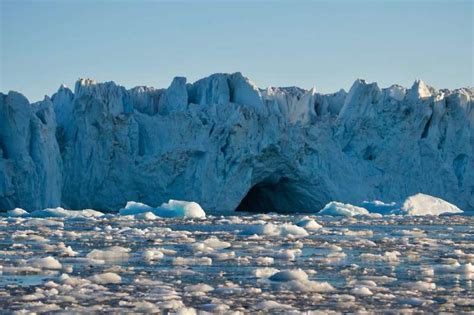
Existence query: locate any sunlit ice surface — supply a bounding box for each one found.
[1,213,473,313]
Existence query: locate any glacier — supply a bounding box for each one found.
[0,72,473,213]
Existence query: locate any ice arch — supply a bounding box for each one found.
[235,176,324,213]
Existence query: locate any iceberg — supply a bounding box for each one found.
[398,193,463,216]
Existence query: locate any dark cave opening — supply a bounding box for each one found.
[235,177,311,213]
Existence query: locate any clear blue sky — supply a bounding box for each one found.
[1,0,472,102]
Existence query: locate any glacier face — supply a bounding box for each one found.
[0,72,473,213]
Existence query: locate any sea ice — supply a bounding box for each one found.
[28,256,62,270]
[243,223,308,237]
[134,211,158,220]
[255,267,280,278]
[269,269,309,282]
[142,249,164,261]
[296,217,323,230]
[254,300,293,310]
[86,246,130,262]
[89,272,121,284]
[1,206,472,313]
[351,286,373,296]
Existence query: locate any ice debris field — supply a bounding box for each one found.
[1,195,473,313]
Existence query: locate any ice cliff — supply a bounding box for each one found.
[1,72,473,213]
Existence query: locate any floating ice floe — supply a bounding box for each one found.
[191,237,232,254]
[351,286,373,296]
[255,267,280,278]
[86,246,130,262]
[119,199,206,218]
[184,283,214,294]
[6,208,28,217]
[269,269,309,282]
[243,223,308,237]
[296,217,323,230]
[29,207,104,218]
[319,202,369,217]
[254,300,293,311]
[134,211,158,220]
[27,256,62,270]
[142,248,164,261]
[89,272,121,284]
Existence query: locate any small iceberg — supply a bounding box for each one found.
[397,193,463,216]
[119,199,206,218]
[318,201,369,217]
[319,193,463,217]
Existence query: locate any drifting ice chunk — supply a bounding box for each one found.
[135,211,158,220]
[296,217,322,230]
[7,208,28,217]
[30,207,104,218]
[119,199,206,218]
[89,272,121,284]
[254,301,293,311]
[119,201,154,215]
[269,269,309,282]
[243,223,308,237]
[255,268,280,278]
[28,256,62,270]
[157,199,206,218]
[142,249,164,261]
[319,202,369,217]
[399,193,463,216]
[86,246,130,262]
